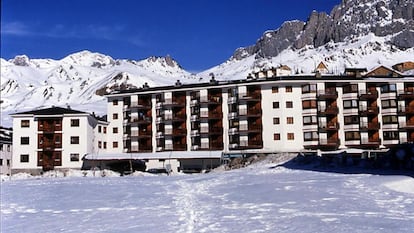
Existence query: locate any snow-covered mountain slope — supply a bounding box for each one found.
[200,33,414,80]
[0,51,196,125]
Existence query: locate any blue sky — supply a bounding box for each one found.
[1,0,339,71]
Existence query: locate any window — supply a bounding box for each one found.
[70,153,80,162]
[113,99,118,105]
[286,101,293,108]
[304,132,318,141]
[20,154,29,163]
[302,100,317,109]
[98,125,102,133]
[113,113,118,120]
[113,127,118,134]
[345,131,360,141]
[103,127,107,134]
[343,100,358,109]
[383,115,398,124]
[383,131,399,140]
[273,102,280,109]
[113,141,118,148]
[287,117,294,124]
[287,133,295,140]
[70,136,80,144]
[71,119,80,127]
[381,99,397,109]
[0,159,2,166]
[21,120,30,128]
[344,115,359,125]
[343,84,358,94]
[7,159,10,166]
[21,137,29,145]
[285,86,292,93]
[273,117,280,125]
[303,116,317,125]
[301,84,317,94]
[380,84,396,93]
[273,133,280,141]
[103,142,107,149]
[272,86,279,93]
[98,141,102,149]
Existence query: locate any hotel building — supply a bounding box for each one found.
[104,65,414,168]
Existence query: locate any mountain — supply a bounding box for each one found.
[200,0,414,79]
[0,51,197,125]
[1,0,413,126]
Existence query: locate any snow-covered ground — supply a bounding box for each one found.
[1,164,414,233]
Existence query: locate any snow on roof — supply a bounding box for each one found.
[84,151,223,160]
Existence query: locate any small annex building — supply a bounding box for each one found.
[10,106,108,175]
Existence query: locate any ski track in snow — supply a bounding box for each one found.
[1,167,414,233]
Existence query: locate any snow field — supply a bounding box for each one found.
[1,165,414,233]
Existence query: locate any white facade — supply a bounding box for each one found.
[106,72,414,157]
[11,107,108,174]
[0,127,13,175]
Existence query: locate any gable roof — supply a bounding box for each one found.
[316,61,328,70]
[365,65,403,77]
[11,106,87,116]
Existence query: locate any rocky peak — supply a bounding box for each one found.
[146,55,182,69]
[232,0,414,60]
[11,55,30,66]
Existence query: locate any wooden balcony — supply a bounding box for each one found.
[173,128,187,135]
[397,89,414,99]
[359,138,381,148]
[398,106,414,115]
[360,122,380,130]
[400,121,414,129]
[318,138,340,150]
[200,95,222,104]
[318,106,339,115]
[38,141,62,150]
[128,116,152,125]
[319,122,339,131]
[208,111,223,119]
[317,89,338,100]
[359,106,379,115]
[239,92,261,102]
[173,144,187,151]
[38,124,62,132]
[130,100,151,109]
[358,89,378,100]
[239,124,262,133]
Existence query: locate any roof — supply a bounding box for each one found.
[366,65,403,77]
[84,151,223,160]
[11,106,88,116]
[107,72,414,97]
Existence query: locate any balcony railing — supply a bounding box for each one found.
[318,106,339,115]
[317,89,338,99]
[398,106,414,114]
[397,89,414,99]
[358,89,378,99]
[360,122,380,130]
[359,106,379,115]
